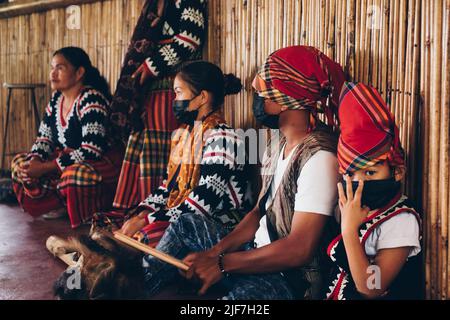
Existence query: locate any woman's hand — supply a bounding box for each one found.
[21,158,51,179]
[16,161,32,183]
[149,0,166,28]
[132,63,153,86]
[181,250,223,295]
[119,212,148,237]
[337,176,370,235]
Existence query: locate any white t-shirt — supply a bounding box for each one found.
[364,212,421,259]
[254,146,340,248]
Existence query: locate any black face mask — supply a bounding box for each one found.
[341,177,401,210]
[252,93,279,129]
[172,98,199,126]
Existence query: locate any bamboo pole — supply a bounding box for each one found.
[327,0,336,59]
[397,0,407,151]
[445,0,450,299]
[429,0,442,300]
[346,0,356,79]
[436,0,449,300]
[380,0,389,99]
[406,0,421,201]
[421,0,430,299]
[363,0,371,83]
[341,0,347,66]
[370,0,380,88]
[402,0,412,171]
[320,0,326,52]
[0,0,99,19]
[390,0,398,114]
[354,0,361,79]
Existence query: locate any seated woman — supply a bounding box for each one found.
[91,61,250,247]
[11,47,124,228]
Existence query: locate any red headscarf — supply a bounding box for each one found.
[337,82,405,174]
[252,45,345,129]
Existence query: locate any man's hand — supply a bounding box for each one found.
[181,250,223,295]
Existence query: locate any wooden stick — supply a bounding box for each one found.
[113,232,189,271]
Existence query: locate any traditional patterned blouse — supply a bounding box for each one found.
[143,0,206,77]
[137,122,251,229]
[29,87,113,172]
[326,195,422,300]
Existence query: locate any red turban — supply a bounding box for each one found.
[252,45,345,128]
[337,82,405,174]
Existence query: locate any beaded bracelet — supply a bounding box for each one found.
[218,253,229,277]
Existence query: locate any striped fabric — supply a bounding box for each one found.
[109,0,206,141]
[252,45,345,128]
[112,130,173,209]
[112,87,177,210]
[337,82,405,174]
[11,148,123,228]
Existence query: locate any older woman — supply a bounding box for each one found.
[11,47,123,228]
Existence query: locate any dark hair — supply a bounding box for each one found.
[177,61,242,109]
[53,47,112,100]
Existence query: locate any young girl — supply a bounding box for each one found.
[326,82,422,300]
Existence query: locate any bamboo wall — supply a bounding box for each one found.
[0,0,449,299]
[206,0,449,299]
[0,0,146,167]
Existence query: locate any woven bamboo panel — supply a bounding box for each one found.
[0,0,448,299]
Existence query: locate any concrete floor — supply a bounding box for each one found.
[0,204,221,300]
[0,203,90,300]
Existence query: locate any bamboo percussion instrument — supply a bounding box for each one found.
[113,232,189,271]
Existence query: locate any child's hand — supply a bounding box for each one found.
[337,176,370,235]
